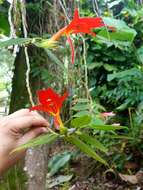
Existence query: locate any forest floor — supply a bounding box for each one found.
[49,158,143,190]
[48,143,143,190]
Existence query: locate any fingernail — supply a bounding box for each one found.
[41,127,48,133]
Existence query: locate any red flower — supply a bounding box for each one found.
[30,88,68,129]
[50,8,107,64]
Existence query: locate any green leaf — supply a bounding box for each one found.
[107,68,139,81]
[71,115,91,128]
[89,124,127,131]
[91,117,104,125]
[103,64,117,71]
[0,38,33,48]
[73,110,90,117]
[137,46,143,64]
[45,49,66,71]
[66,135,108,166]
[76,98,89,103]
[96,17,137,46]
[46,175,73,188]
[108,0,123,8]
[34,39,57,49]
[12,133,58,152]
[72,104,89,111]
[77,132,108,153]
[104,134,133,139]
[0,13,10,35]
[48,151,71,176]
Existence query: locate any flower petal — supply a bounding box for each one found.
[67,36,75,64]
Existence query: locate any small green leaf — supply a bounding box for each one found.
[71,115,91,128]
[12,133,58,152]
[45,49,65,71]
[46,175,73,188]
[103,64,117,71]
[89,124,127,131]
[73,111,90,117]
[66,135,108,166]
[77,132,108,153]
[72,104,89,111]
[76,98,89,103]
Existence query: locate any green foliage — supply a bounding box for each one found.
[76,132,108,153]
[48,151,72,176]
[0,38,57,49]
[46,175,72,189]
[0,13,9,35]
[13,133,59,152]
[96,17,137,46]
[66,135,108,166]
[71,115,91,128]
[105,68,143,110]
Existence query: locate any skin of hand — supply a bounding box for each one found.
[0,109,49,174]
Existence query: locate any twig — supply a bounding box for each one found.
[20,0,34,106]
[8,0,18,56]
[58,0,70,23]
[92,0,99,16]
[80,35,93,113]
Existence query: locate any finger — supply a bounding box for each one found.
[7,109,30,119]
[17,127,48,146]
[8,115,49,130]
[7,109,40,119]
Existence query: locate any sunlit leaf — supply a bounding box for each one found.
[71,115,91,128]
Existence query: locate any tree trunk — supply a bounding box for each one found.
[9,48,28,113]
[25,145,49,190]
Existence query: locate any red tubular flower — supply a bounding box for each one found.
[50,8,107,64]
[30,88,68,129]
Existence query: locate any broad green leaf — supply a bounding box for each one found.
[107,68,139,81]
[77,132,108,153]
[12,133,58,152]
[89,124,127,131]
[66,135,108,166]
[0,38,33,48]
[71,115,91,128]
[91,117,104,125]
[48,151,71,176]
[96,17,137,45]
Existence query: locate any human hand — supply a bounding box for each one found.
[0,109,49,174]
